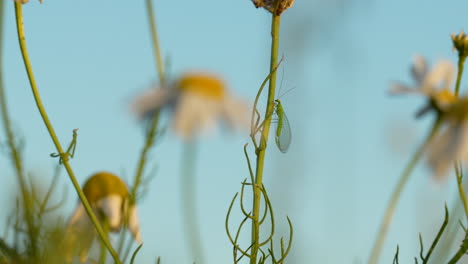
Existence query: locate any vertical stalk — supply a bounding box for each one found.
[145,0,165,86]
[368,116,442,264]
[129,0,165,204]
[180,141,204,263]
[455,56,466,96]
[13,3,121,263]
[122,0,165,259]
[98,221,109,264]
[446,54,468,264]
[250,14,281,264]
[455,165,468,221]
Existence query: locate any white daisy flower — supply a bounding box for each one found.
[131,72,250,140]
[390,55,456,117]
[390,55,468,180]
[66,172,141,262]
[390,55,456,115]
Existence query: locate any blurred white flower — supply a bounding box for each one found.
[131,72,250,140]
[66,172,141,262]
[390,55,456,115]
[390,55,468,180]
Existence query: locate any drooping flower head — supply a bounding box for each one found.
[131,72,250,140]
[66,172,141,262]
[390,55,468,179]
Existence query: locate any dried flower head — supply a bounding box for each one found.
[131,72,250,140]
[251,0,295,15]
[452,30,468,57]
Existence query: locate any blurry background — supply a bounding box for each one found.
[2,0,468,263]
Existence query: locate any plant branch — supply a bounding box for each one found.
[13,3,121,263]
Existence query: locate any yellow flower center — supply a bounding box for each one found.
[177,73,226,100]
[432,89,457,106]
[443,97,468,121]
[83,172,129,203]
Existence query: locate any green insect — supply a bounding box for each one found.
[274,99,291,153]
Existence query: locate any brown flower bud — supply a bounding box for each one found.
[451,31,468,58]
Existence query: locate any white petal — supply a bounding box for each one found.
[96,195,124,231]
[173,93,218,139]
[195,99,219,134]
[128,205,143,244]
[422,60,455,92]
[427,121,468,180]
[131,86,174,119]
[65,204,95,262]
[411,55,428,84]
[173,94,200,139]
[221,96,250,131]
[388,82,423,96]
[455,122,468,164]
[68,203,89,229]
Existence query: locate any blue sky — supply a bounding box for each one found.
[3,0,468,263]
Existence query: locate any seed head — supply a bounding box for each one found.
[251,0,295,15]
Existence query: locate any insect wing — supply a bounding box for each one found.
[276,110,292,153]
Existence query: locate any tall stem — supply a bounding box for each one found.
[146,0,165,86]
[368,116,442,264]
[455,55,466,96]
[121,0,165,260]
[13,4,121,263]
[180,141,205,263]
[250,14,281,264]
[129,0,165,203]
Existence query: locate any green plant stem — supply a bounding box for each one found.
[146,0,165,86]
[250,14,281,264]
[13,4,121,263]
[431,48,468,263]
[130,113,160,203]
[447,237,468,264]
[129,0,165,204]
[432,203,462,263]
[421,205,448,264]
[98,221,109,264]
[0,2,38,258]
[455,55,466,96]
[122,0,165,259]
[368,116,443,264]
[455,165,468,221]
[180,141,205,264]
